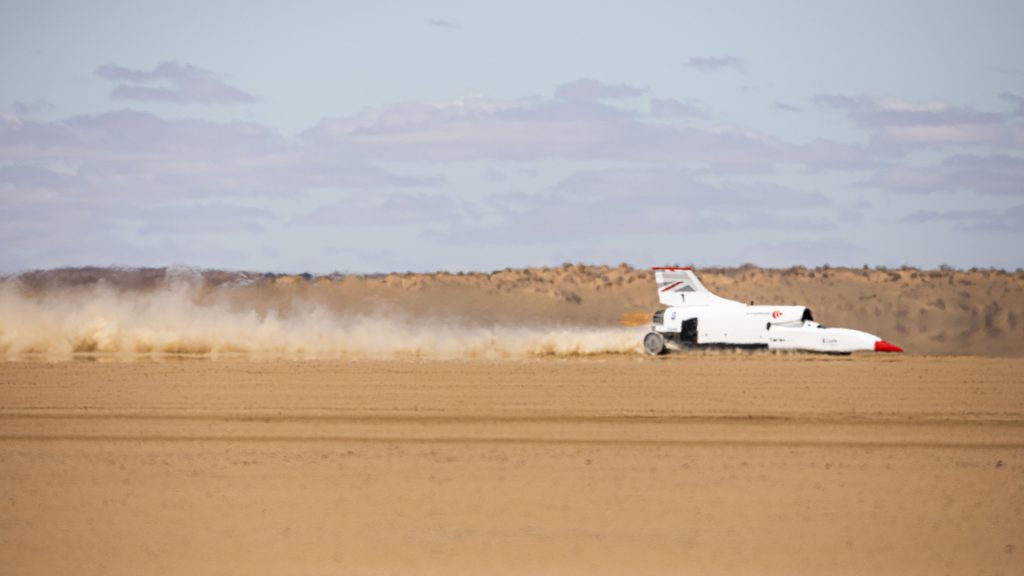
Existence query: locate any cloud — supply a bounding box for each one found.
[95,61,256,104]
[685,56,746,74]
[554,78,646,102]
[0,164,75,190]
[6,77,1019,272]
[1003,92,1024,116]
[12,99,54,116]
[135,203,276,236]
[649,98,704,118]
[902,204,1024,231]
[429,167,831,245]
[0,109,436,200]
[741,237,862,268]
[940,154,1024,196]
[0,192,250,271]
[0,107,441,270]
[815,93,1024,150]
[427,18,459,29]
[814,94,993,125]
[789,138,879,172]
[293,193,464,228]
[774,101,802,113]
[864,154,1024,196]
[301,83,871,171]
[0,113,77,150]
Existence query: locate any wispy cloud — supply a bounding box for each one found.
[815,93,1024,150]
[427,18,458,29]
[95,61,256,105]
[814,94,1001,127]
[864,154,1024,196]
[650,98,704,118]
[429,167,831,245]
[301,80,871,171]
[0,102,448,269]
[293,192,464,229]
[135,203,275,236]
[1003,92,1024,116]
[0,108,440,216]
[12,99,54,116]
[741,238,862,268]
[902,204,1024,231]
[685,56,746,74]
[0,193,270,271]
[554,78,645,102]
[4,74,1022,271]
[774,101,802,113]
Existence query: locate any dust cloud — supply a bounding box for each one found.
[0,274,642,360]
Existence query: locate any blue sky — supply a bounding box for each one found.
[1,0,1022,272]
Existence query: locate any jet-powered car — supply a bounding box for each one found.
[643,267,903,356]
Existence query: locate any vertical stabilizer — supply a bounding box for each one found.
[653,267,740,307]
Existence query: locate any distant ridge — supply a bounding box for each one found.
[5,264,1023,357]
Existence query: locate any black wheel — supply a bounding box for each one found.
[643,332,667,356]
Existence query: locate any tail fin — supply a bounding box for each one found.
[654,267,706,306]
[654,267,739,307]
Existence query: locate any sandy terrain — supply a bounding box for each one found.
[2,355,1022,575]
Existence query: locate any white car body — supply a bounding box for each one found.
[643,267,903,355]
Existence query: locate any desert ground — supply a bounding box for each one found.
[1,266,1023,574]
[1,355,1022,576]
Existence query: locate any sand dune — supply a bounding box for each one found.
[3,264,1023,358]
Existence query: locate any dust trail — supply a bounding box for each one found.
[0,278,642,360]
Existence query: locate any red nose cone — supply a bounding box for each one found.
[874,340,903,353]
